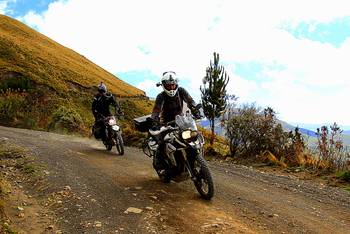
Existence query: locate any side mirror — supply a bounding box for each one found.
[156,82,162,87]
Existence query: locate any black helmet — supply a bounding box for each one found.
[98,82,107,93]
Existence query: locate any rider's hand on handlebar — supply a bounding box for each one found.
[193,111,202,120]
[116,111,124,116]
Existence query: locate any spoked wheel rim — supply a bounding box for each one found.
[198,178,209,194]
[194,160,209,195]
[193,155,214,200]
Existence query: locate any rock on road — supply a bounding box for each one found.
[0,126,349,233]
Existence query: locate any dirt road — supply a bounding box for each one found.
[0,126,349,233]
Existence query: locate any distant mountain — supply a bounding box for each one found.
[276,120,317,137]
[200,118,318,141]
[276,119,295,131]
[298,128,317,137]
[200,119,225,135]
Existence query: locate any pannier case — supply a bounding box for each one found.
[134,114,152,132]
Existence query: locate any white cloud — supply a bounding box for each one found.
[0,0,15,14]
[136,79,162,97]
[16,0,350,125]
[18,10,44,29]
[0,2,6,14]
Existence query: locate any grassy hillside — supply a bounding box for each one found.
[0,15,153,134]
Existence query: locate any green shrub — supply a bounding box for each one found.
[22,164,37,174]
[50,105,83,133]
[0,76,32,92]
[222,103,306,165]
[0,92,27,122]
[336,170,350,182]
[20,117,37,129]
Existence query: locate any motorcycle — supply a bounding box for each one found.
[92,114,124,155]
[134,111,214,200]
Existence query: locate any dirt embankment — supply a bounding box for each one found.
[0,126,349,234]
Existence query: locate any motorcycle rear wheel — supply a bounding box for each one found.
[193,154,214,200]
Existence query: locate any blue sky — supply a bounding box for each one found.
[1,0,52,17]
[283,17,350,48]
[2,0,350,129]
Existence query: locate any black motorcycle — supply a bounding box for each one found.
[134,112,214,200]
[93,114,124,155]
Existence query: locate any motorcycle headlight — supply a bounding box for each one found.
[112,125,120,131]
[182,130,198,140]
[182,130,191,140]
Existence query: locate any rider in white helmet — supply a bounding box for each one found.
[151,71,200,123]
[161,71,178,97]
[150,71,201,172]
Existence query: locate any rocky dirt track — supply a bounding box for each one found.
[0,126,349,234]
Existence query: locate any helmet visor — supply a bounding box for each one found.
[164,83,177,91]
[98,83,107,93]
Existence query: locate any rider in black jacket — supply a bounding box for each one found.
[151,71,201,170]
[92,82,123,142]
[151,71,200,123]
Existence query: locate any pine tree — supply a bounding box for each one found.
[200,52,229,146]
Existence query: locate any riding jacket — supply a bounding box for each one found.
[92,93,121,118]
[151,87,197,123]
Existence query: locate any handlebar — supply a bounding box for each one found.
[95,113,123,120]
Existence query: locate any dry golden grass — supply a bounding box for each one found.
[0,15,144,96]
[199,127,230,158]
[0,15,153,134]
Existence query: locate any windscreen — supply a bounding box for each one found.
[175,113,197,131]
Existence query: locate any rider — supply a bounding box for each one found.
[150,71,201,170]
[92,82,123,142]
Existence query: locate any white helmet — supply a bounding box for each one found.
[161,71,178,97]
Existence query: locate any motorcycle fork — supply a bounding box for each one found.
[181,149,197,182]
[108,126,116,138]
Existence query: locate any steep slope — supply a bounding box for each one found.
[0,15,152,133]
[0,15,143,96]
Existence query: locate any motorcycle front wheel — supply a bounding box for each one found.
[105,141,112,151]
[115,132,124,155]
[152,159,171,183]
[193,153,214,200]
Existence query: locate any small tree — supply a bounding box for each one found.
[222,103,307,166]
[316,123,348,170]
[200,52,229,146]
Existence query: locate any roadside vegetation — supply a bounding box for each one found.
[0,140,42,233]
[217,102,350,188]
[201,52,230,146]
[196,50,350,186]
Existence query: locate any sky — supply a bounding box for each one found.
[2,0,350,130]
